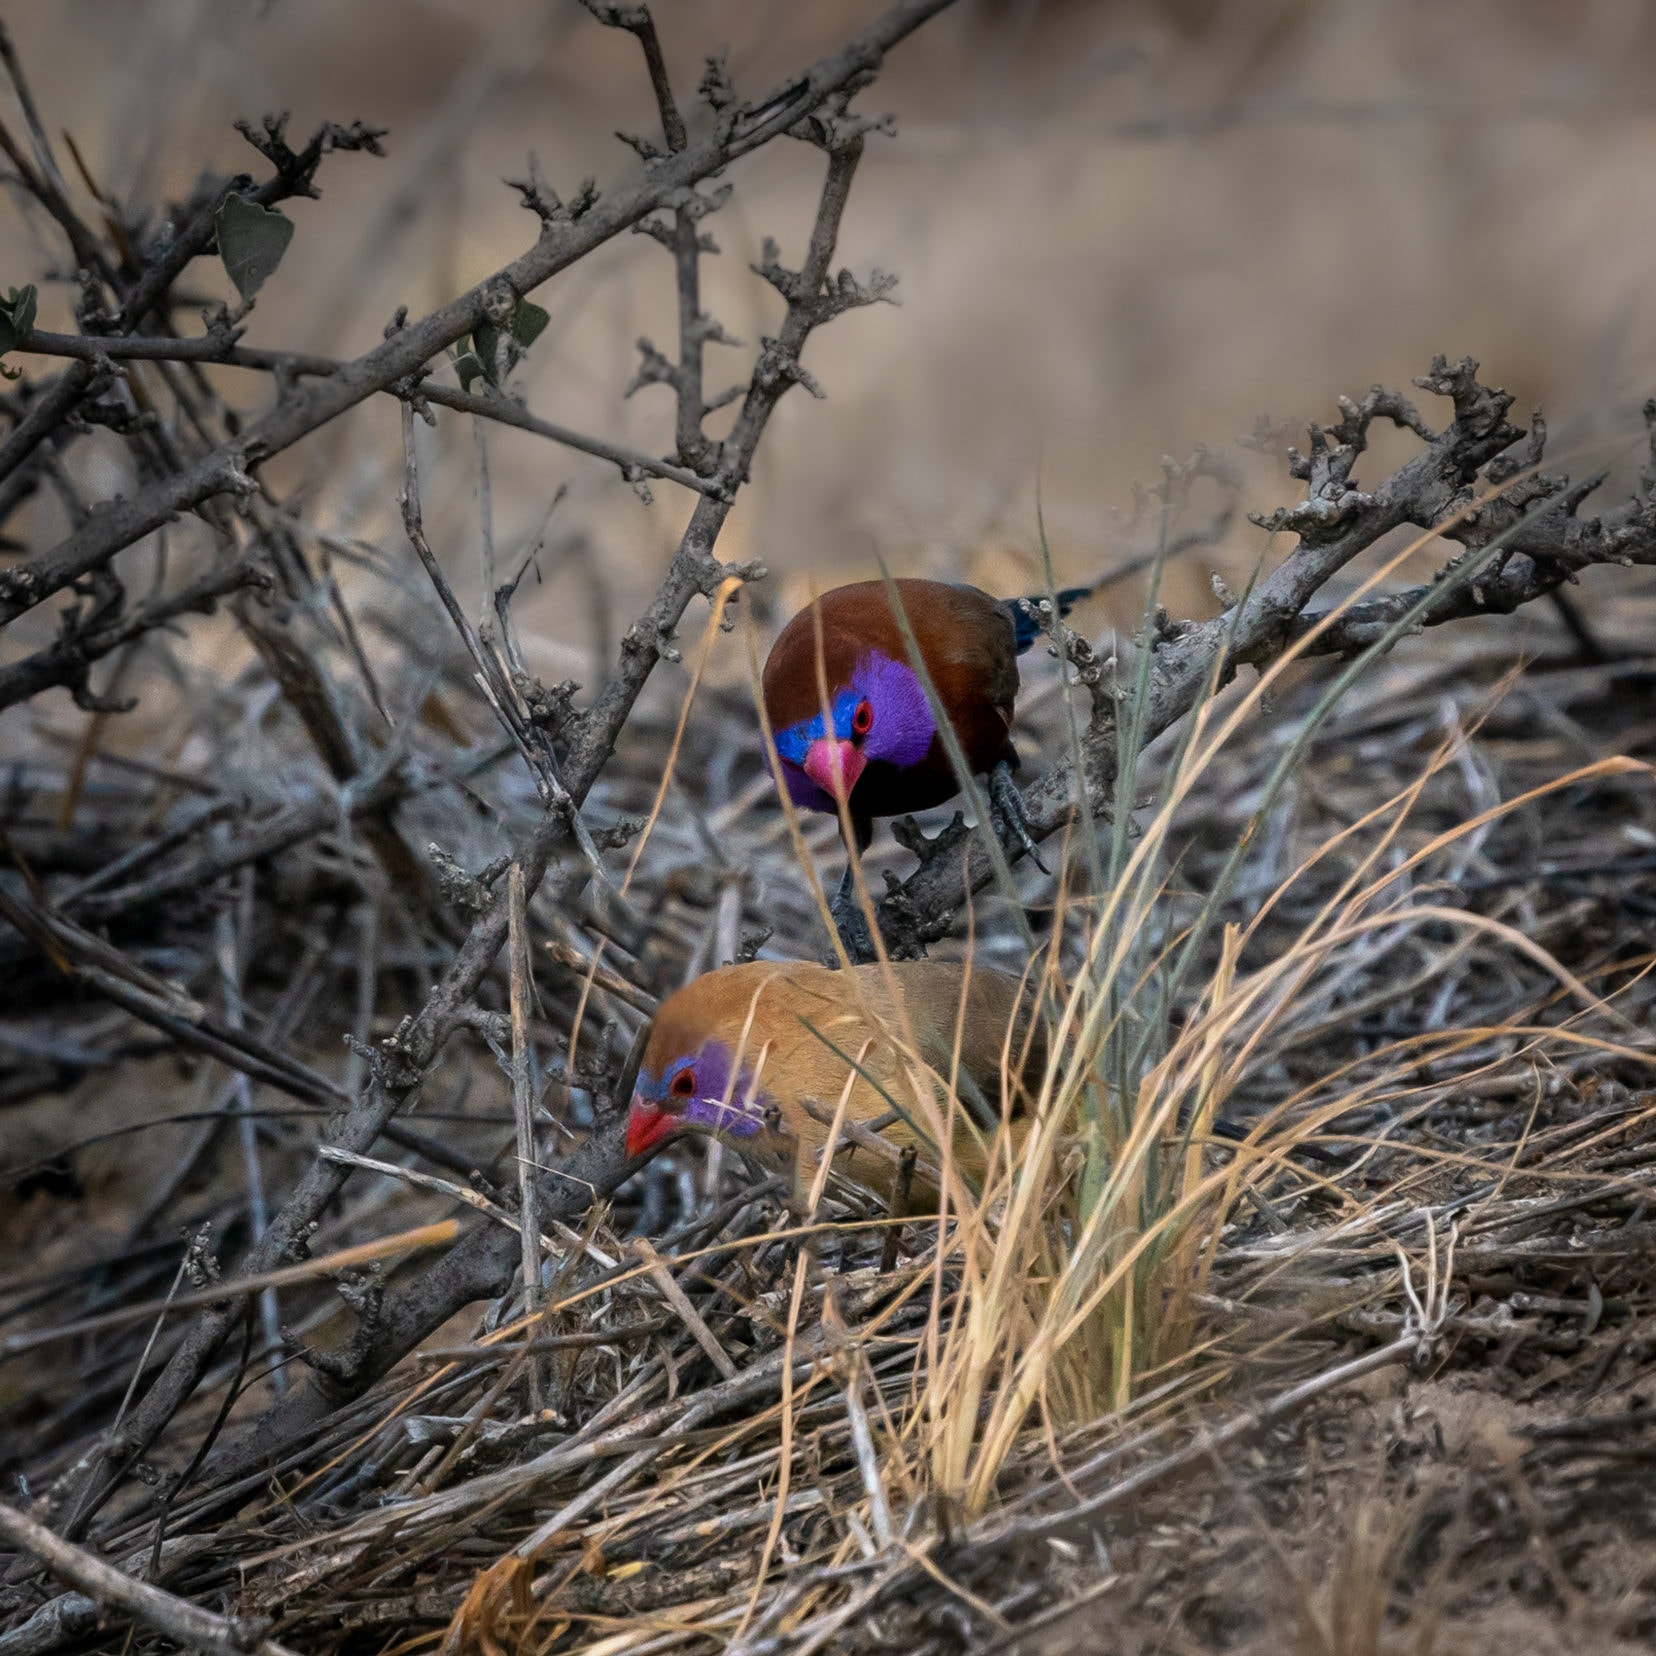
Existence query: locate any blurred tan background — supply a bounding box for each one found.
[6,0,1656,702]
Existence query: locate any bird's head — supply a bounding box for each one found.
[764,645,936,814]
[625,1036,776,1159]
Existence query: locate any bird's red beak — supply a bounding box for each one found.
[803,737,866,801]
[625,1096,677,1159]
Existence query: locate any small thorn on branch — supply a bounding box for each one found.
[581,0,688,155]
[503,153,598,228]
[700,50,736,112]
[427,845,509,915]
[233,111,387,199]
[616,129,669,164]
[625,336,680,399]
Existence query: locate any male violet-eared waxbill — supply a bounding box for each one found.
[760,577,1089,934]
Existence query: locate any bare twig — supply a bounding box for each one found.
[869,363,1656,957]
[215,893,283,1389]
[0,558,270,714]
[0,64,933,1569]
[0,1221,458,1359]
[0,0,953,628]
[186,143,873,1499]
[0,1500,299,1656]
[632,1237,738,1379]
[10,329,718,491]
[507,863,545,1410]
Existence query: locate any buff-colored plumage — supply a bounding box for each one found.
[629,959,1045,1205]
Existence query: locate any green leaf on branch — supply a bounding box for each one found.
[467,297,552,390]
[0,284,39,359]
[509,298,549,349]
[214,193,294,303]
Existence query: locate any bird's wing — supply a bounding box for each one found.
[926,584,1019,723]
[866,961,1044,1119]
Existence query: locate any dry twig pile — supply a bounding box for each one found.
[4,3,1656,1652]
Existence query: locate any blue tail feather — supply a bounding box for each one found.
[1008,584,1092,654]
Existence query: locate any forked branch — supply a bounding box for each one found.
[865,361,1656,958]
[33,12,923,1540]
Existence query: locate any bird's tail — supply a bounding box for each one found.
[1204,1113,1346,1167]
[1007,584,1093,654]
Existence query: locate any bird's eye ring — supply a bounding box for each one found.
[670,1068,696,1098]
[852,698,873,737]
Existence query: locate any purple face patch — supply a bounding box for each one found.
[641,1042,769,1140]
[778,762,835,815]
[769,650,937,814]
[850,651,935,769]
[684,1091,767,1139]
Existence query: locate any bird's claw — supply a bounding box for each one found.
[988,761,1049,875]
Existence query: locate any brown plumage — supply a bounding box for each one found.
[625,959,1046,1205]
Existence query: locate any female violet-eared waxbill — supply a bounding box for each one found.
[761,578,1088,907]
[624,958,1046,1205]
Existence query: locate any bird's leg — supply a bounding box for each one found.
[828,855,877,963]
[880,1144,918,1273]
[988,759,1050,875]
[832,859,856,912]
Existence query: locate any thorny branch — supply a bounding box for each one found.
[0,1497,299,1656]
[0,0,935,1545]
[0,558,271,711]
[0,327,722,509]
[195,111,887,1502]
[0,0,951,630]
[863,360,1656,960]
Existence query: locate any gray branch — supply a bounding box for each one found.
[0,0,953,628]
[867,360,1656,958]
[10,330,719,494]
[0,558,271,711]
[46,29,910,1541]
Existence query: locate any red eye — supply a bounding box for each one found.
[670,1068,696,1098]
[852,698,873,737]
